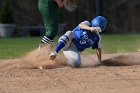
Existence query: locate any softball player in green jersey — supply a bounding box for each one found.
[38,0,77,48]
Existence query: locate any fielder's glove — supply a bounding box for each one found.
[49,51,57,60]
[63,0,77,12]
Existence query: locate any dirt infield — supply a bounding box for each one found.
[0,45,140,93]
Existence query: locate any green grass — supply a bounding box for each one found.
[102,34,140,53]
[0,34,140,59]
[0,37,40,59]
[80,34,140,54]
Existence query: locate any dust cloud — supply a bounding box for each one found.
[0,44,140,71]
[0,45,67,71]
[102,52,140,66]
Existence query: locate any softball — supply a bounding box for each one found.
[38,66,43,70]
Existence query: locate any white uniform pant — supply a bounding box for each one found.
[59,31,81,67]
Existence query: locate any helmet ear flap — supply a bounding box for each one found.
[91,16,107,32]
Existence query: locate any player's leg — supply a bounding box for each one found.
[37,0,58,70]
[38,0,58,47]
[49,31,73,60]
[63,42,81,67]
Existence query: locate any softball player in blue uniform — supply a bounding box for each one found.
[49,16,107,67]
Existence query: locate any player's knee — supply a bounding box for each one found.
[65,31,73,37]
[58,31,73,44]
[67,58,81,68]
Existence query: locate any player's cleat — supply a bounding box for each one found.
[36,43,53,57]
[38,42,52,49]
[49,51,57,60]
[36,36,53,57]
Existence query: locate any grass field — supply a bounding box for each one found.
[0,34,140,59]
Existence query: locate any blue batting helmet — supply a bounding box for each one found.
[91,16,107,31]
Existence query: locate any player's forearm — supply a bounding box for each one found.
[79,23,100,33]
[96,48,102,62]
[79,23,92,31]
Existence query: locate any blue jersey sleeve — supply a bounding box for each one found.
[92,43,101,49]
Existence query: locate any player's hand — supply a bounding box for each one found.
[90,27,101,34]
[49,51,57,60]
